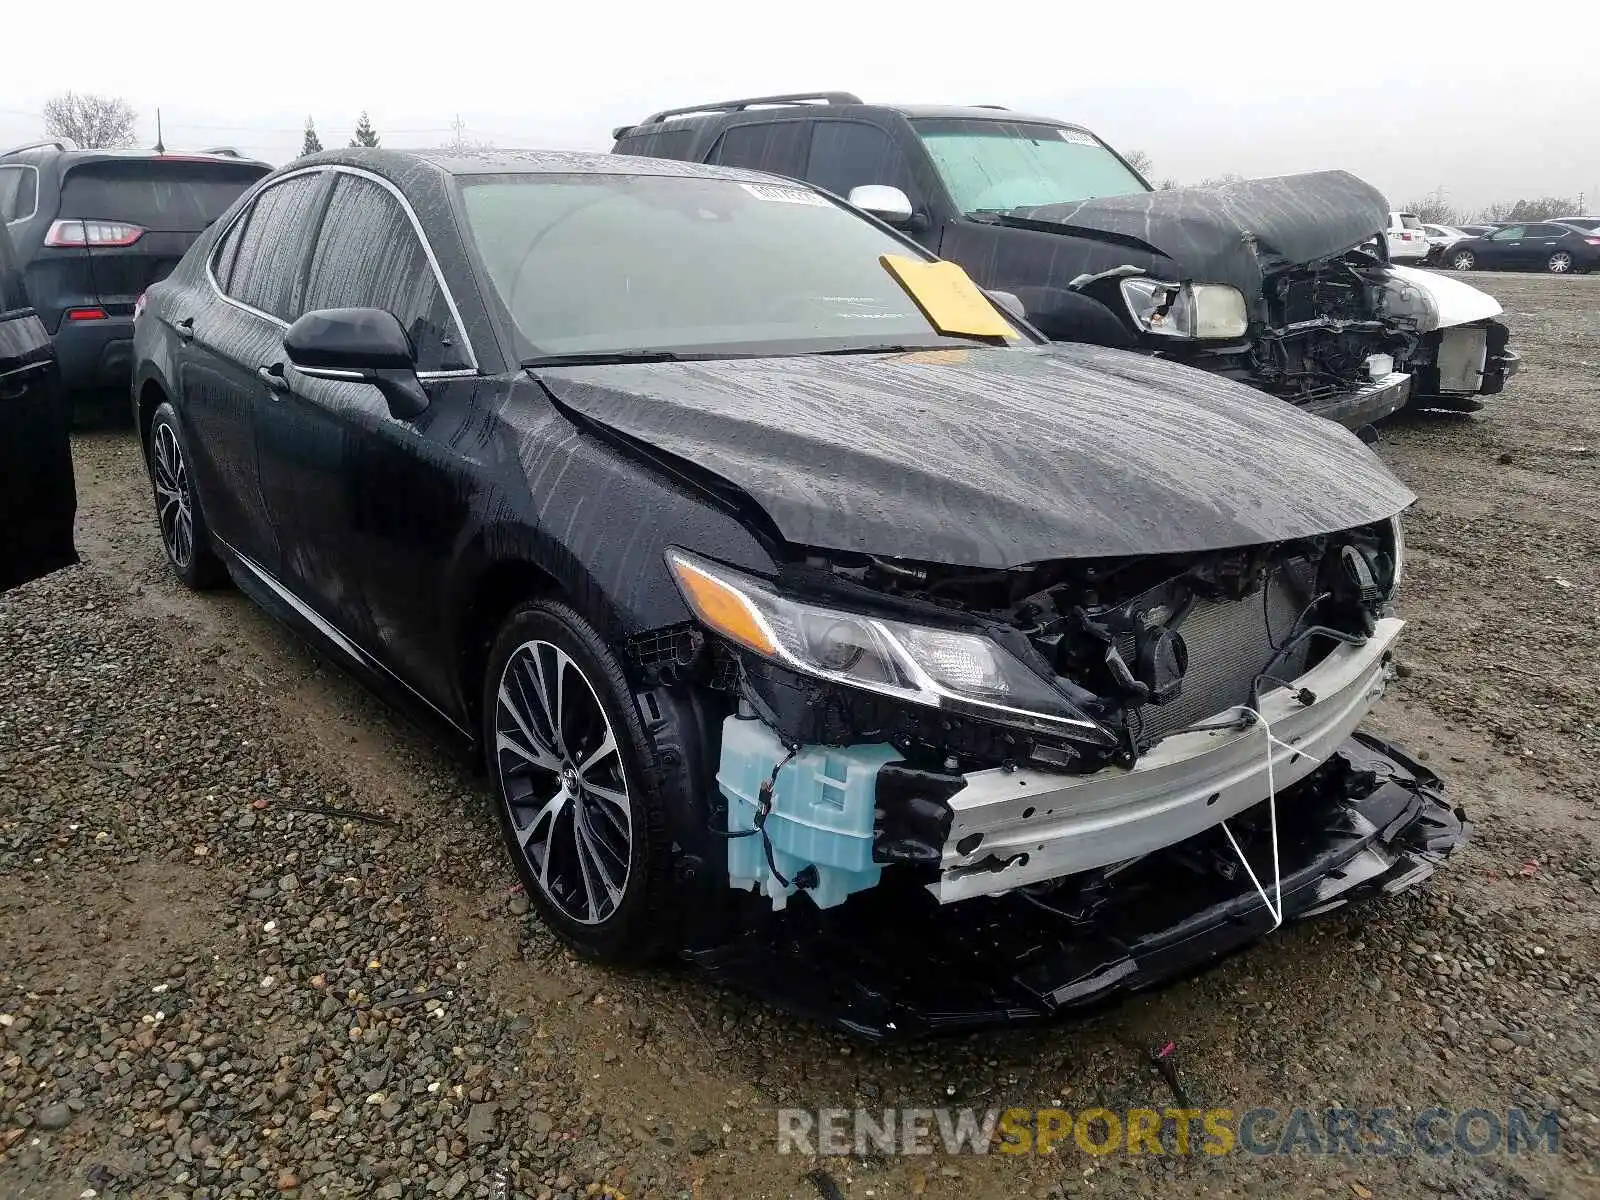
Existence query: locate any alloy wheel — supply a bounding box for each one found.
[1549,252,1573,274]
[1451,252,1475,271]
[493,639,633,925]
[151,423,195,570]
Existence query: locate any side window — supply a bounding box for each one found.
[0,166,38,223]
[1490,226,1524,241]
[707,121,810,179]
[805,122,912,200]
[210,209,249,293]
[226,174,324,320]
[1526,224,1563,237]
[301,174,468,372]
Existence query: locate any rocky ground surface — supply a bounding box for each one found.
[2,272,1597,1199]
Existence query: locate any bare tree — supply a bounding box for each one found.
[42,92,139,149]
[1195,173,1246,189]
[1402,189,1462,226]
[1123,148,1153,177]
[1476,197,1579,223]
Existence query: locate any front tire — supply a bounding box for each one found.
[483,599,678,963]
[1450,250,1476,271]
[1548,251,1573,274]
[147,402,226,589]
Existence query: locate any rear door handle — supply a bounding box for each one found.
[175,316,194,342]
[257,362,289,393]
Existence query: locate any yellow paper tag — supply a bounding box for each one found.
[879,254,1020,341]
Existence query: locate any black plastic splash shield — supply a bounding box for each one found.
[683,732,1466,1040]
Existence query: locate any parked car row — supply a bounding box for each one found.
[109,131,1472,1033]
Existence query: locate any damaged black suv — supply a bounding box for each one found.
[131,149,1465,1035]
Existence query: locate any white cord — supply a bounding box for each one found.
[1217,705,1322,932]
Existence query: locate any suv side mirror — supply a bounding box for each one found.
[283,307,429,419]
[985,289,1027,321]
[848,184,915,228]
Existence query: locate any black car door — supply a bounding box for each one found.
[255,169,476,707]
[178,170,328,575]
[1521,224,1568,269]
[0,218,77,592]
[1479,225,1526,269]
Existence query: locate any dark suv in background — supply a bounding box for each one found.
[614,92,1520,424]
[0,140,270,401]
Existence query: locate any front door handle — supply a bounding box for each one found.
[257,362,289,393]
[175,316,195,342]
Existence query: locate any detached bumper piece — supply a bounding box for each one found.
[685,733,1466,1040]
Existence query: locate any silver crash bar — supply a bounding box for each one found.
[930,617,1404,904]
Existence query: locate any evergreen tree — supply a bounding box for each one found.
[300,117,323,157]
[349,111,380,149]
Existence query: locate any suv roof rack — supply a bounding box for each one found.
[637,91,864,126]
[2,138,79,157]
[972,104,1010,110]
[197,146,242,157]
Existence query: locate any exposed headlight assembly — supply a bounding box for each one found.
[1120,278,1249,340]
[666,550,1115,745]
[1387,514,1405,599]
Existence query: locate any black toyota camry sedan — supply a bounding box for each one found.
[131,149,1465,1034]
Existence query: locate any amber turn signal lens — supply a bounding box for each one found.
[668,556,777,657]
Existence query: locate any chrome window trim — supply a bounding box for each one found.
[204,163,480,374]
[0,164,40,224]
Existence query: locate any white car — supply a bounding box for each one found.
[1385,211,1431,261]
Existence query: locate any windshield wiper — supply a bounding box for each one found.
[521,350,694,367]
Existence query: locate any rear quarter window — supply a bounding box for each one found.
[0,165,39,223]
[60,159,270,232]
[612,127,695,160]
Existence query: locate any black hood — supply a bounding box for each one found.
[1003,171,1390,301]
[535,344,1412,569]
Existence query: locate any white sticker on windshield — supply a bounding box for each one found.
[740,182,829,206]
[1056,128,1100,147]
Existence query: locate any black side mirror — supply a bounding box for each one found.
[283,307,429,419]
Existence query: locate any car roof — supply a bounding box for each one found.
[616,98,1090,139]
[0,141,271,170]
[290,146,805,187]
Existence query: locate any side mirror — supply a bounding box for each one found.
[985,289,1027,322]
[283,307,429,419]
[848,184,915,228]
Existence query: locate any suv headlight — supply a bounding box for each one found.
[666,550,1115,745]
[1121,279,1249,339]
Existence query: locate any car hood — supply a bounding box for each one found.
[1002,171,1390,302]
[535,344,1412,569]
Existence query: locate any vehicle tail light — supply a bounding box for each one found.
[1586,237,1600,246]
[44,219,145,248]
[66,307,109,321]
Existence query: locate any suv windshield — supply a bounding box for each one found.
[910,119,1147,215]
[458,172,1008,359]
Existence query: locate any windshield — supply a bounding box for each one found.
[911,119,1147,215]
[457,172,1012,359]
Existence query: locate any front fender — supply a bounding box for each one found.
[1383,265,1503,330]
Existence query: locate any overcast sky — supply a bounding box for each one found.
[4,0,1595,215]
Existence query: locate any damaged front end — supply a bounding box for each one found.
[644,518,1467,1036]
[1005,174,1520,426]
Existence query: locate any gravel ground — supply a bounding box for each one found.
[3,271,1598,1199]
